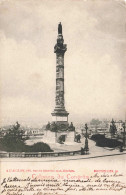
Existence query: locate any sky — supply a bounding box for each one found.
[0,0,126,127]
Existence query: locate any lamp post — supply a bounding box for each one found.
[122,122,125,149]
[84,123,89,154]
[81,128,84,137]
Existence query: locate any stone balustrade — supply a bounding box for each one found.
[0,150,87,158]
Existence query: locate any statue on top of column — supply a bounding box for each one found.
[58,22,62,35]
[54,22,67,53]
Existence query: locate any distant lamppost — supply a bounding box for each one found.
[122,122,125,148]
[81,129,84,137]
[84,123,89,154]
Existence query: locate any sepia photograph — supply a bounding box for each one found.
[0,0,126,194]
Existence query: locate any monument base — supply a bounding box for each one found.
[57,131,75,143]
[45,121,75,132]
[43,130,57,143]
[43,129,75,144]
[43,120,75,144]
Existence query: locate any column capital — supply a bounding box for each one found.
[54,43,67,54]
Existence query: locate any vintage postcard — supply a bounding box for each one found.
[0,0,126,194]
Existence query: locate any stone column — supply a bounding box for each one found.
[52,23,69,123]
[55,48,65,109]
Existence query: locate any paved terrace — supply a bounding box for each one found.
[0,139,126,162]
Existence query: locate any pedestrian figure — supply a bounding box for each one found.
[120,145,123,152]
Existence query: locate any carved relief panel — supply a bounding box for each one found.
[56,91,64,106]
[56,80,64,91]
[56,67,64,79]
[56,55,64,66]
[56,79,64,107]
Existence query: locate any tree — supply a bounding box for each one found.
[0,122,26,152]
[0,122,53,152]
[109,119,117,138]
